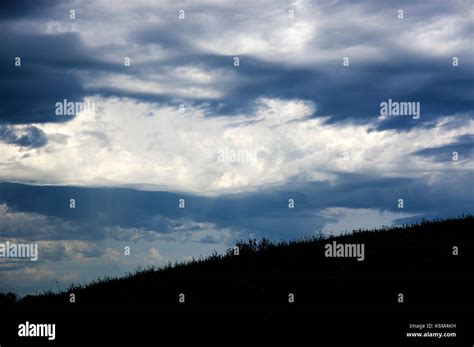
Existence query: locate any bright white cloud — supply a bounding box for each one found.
[0,97,472,194]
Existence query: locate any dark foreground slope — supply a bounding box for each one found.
[2,216,474,345]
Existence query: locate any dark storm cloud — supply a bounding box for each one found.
[127,14,474,129]
[0,0,57,20]
[222,56,470,130]
[0,176,471,242]
[122,0,474,130]
[1,0,472,130]
[0,30,91,124]
[412,134,474,162]
[0,125,48,147]
[230,58,473,129]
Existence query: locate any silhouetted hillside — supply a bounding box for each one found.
[3,216,474,345]
[3,215,472,309]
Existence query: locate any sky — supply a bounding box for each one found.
[0,0,473,295]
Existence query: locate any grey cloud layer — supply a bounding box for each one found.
[0,0,472,131]
[1,176,471,243]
